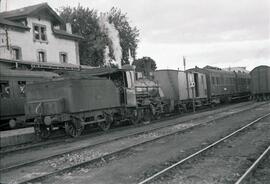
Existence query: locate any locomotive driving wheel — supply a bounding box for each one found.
[65,117,84,137]
[143,108,152,122]
[130,109,142,125]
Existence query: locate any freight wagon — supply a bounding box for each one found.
[154,69,208,112]
[250,65,270,101]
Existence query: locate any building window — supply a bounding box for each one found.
[37,50,46,62]
[33,24,47,42]
[11,46,22,60]
[59,52,68,63]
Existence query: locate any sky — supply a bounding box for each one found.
[1,0,269,70]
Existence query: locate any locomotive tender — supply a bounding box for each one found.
[24,67,142,138]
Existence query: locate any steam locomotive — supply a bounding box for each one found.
[22,64,253,138]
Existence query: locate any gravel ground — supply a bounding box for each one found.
[243,152,270,184]
[1,102,259,183]
[38,103,270,184]
[151,116,270,184]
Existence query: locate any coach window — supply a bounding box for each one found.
[18,81,26,97]
[11,46,22,60]
[59,52,68,63]
[0,81,10,98]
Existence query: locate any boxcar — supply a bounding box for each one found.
[0,65,58,130]
[250,65,270,101]
[154,69,208,111]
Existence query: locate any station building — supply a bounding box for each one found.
[0,3,83,67]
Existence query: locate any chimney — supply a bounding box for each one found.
[66,23,72,34]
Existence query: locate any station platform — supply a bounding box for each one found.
[0,127,35,147]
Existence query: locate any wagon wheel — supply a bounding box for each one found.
[129,115,141,125]
[143,108,152,123]
[98,121,111,131]
[150,104,162,120]
[98,114,112,131]
[34,123,51,139]
[65,118,84,137]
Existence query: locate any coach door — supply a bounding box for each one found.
[194,73,200,97]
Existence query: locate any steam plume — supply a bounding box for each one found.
[98,14,122,68]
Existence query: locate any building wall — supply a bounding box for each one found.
[0,17,79,65]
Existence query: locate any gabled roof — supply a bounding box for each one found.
[0,3,64,25]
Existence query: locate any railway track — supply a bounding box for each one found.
[0,101,261,173]
[137,113,270,184]
[0,102,268,184]
[235,146,270,184]
[0,101,255,155]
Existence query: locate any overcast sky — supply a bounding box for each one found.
[1,0,269,70]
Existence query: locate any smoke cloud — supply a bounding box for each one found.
[98,14,122,68]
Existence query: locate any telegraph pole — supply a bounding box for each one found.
[183,56,195,112]
[184,56,190,99]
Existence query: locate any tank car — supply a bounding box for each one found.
[24,67,141,138]
[0,64,58,130]
[250,65,270,101]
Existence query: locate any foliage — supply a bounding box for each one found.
[132,57,157,73]
[58,6,104,66]
[58,6,140,66]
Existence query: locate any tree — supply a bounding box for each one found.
[132,57,157,74]
[58,6,139,66]
[58,5,106,66]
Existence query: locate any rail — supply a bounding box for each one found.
[234,145,270,184]
[138,112,270,184]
